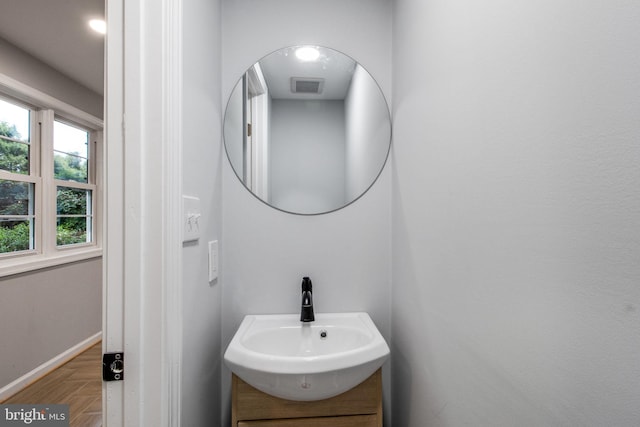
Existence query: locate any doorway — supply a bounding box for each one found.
[0,0,106,423]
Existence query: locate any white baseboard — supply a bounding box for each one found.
[0,332,102,402]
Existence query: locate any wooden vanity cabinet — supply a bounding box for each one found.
[237,415,377,427]
[232,369,383,427]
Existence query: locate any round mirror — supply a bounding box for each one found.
[223,46,391,215]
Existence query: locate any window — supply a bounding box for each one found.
[0,91,102,271]
[54,120,94,246]
[0,98,36,254]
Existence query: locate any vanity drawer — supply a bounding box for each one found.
[232,369,382,426]
[238,414,378,427]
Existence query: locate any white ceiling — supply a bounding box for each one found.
[259,46,357,100]
[0,0,105,95]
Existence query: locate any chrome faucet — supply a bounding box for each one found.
[300,277,315,322]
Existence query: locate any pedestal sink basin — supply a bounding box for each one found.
[224,312,389,401]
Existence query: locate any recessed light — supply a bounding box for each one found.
[89,19,106,35]
[295,46,320,62]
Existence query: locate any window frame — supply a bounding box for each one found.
[0,77,103,277]
[0,96,40,257]
[51,116,98,250]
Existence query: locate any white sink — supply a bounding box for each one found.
[224,312,389,401]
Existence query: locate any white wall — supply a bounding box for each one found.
[392,1,640,426]
[0,259,102,388]
[345,64,391,202]
[180,0,223,425]
[221,0,392,424]
[270,99,346,213]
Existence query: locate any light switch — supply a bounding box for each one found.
[183,195,201,242]
[208,240,219,282]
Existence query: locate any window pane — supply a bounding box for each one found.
[54,121,88,183]
[57,217,89,246]
[0,179,34,254]
[0,179,33,216]
[57,187,90,215]
[56,186,92,246]
[0,98,30,142]
[0,98,30,174]
[0,219,33,253]
[0,137,29,174]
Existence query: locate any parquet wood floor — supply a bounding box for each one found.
[2,342,102,427]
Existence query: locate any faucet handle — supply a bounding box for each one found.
[301,277,312,292]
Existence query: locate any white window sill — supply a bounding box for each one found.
[0,247,102,278]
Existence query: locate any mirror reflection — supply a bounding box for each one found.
[224,46,391,215]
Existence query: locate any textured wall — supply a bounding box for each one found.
[391,0,640,425]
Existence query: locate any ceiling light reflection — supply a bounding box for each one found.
[295,46,320,62]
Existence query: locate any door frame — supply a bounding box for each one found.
[103,0,183,425]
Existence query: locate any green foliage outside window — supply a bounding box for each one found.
[0,122,29,175]
[56,187,90,246]
[54,153,88,182]
[0,221,30,252]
